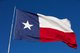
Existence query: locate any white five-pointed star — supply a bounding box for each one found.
[22,21,33,30]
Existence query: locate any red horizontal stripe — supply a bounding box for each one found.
[40,28,77,48]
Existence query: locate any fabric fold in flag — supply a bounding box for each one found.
[14,9,77,48]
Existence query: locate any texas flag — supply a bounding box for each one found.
[14,9,77,48]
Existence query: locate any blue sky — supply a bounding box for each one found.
[0,0,80,53]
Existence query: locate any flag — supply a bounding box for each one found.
[14,9,77,48]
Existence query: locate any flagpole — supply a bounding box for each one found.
[7,6,16,53]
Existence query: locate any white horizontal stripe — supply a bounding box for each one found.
[37,13,73,32]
